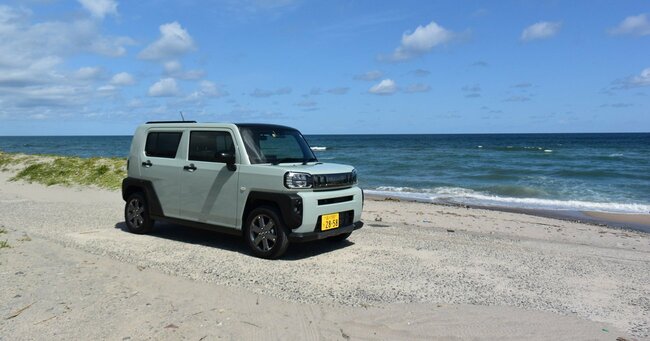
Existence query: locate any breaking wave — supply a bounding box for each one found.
[366,186,650,214]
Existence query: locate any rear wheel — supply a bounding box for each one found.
[124,192,154,234]
[244,206,289,259]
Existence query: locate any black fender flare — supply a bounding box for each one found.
[121,177,164,217]
[244,191,303,229]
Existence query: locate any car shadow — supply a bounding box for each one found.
[114,221,354,260]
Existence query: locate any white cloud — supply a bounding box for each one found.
[609,14,650,36]
[30,113,48,120]
[521,21,562,41]
[250,87,292,97]
[162,61,205,80]
[222,0,300,14]
[139,22,195,61]
[78,0,118,19]
[384,21,454,61]
[74,67,103,80]
[97,84,116,92]
[630,68,650,86]
[369,79,397,95]
[0,5,136,119]
[0,8,132,66]
[110,72,135,86]
[89,35,134,57]
[10,85,85,108]
[616,67,650,89]
[148,78,180,97]
[188,80,227,99]
[164,60,182,73]
[353,70,383,81]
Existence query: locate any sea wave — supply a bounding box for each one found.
[366,186,650,214]
[489,146,552,152]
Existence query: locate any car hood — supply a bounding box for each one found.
[279,162,354,175]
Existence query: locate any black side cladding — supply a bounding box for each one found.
[245,191,303,229]
[121,177,164,217]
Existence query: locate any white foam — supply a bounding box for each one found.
[310,146,327,151]
[366,187,650,214]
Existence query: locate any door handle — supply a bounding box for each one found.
[141,160,152,167]
[183,163,197,172]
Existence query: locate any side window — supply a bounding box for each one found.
[189,131,235,163]
[145,132,182,158]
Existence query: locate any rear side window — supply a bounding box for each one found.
[189,131,235,162]
[145,132,182,158]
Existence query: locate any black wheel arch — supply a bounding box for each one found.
[121,177,164,217]
[243,191,303,229]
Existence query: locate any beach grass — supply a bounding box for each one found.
[0,240,10,249]
[0,151,126,190]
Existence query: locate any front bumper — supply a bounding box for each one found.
[292,186,363,234]
[288,221,363,243]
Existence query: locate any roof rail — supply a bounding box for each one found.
[145,120,197,124]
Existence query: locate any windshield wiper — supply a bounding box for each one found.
[302,157,318,165]
[272,158,301,165]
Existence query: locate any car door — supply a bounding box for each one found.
[179,129,240,228]
[139,130,183,218]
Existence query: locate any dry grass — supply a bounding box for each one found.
[1,151,126,190]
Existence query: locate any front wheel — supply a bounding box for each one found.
[244,206,289,259]
[124,192,154,234]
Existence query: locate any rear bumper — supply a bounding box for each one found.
[288,221,363,243]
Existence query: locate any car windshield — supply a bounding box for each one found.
[239,126,317,165]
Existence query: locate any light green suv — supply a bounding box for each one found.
[122,121,363,259]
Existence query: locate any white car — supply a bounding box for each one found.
[122,121,363,259]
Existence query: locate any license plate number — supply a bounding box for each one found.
[321,213,339,231]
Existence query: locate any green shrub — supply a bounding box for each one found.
[3,152,127,190]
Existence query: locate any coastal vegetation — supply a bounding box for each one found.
[0,151,126,190]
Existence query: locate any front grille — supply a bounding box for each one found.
[314,210,354,231]
[318,195,353,205]
[313,172,356,189]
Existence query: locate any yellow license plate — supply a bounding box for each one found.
[321,213,340,231]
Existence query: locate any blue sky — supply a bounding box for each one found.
[0,0,648,135]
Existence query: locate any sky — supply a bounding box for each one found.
[0,0,648,135]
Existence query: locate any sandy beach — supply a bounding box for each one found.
[1,172,649,340]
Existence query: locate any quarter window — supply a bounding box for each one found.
[189,131,235,163]
[145,132,182,158]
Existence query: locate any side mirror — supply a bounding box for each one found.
[216,152,237,171]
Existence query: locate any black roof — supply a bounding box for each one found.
[145,120,197,124]
[234,123,297,130]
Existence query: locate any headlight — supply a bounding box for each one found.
[351,168,358,184]
[284,172,313,189]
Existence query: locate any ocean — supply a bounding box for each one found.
[1,133,649,214]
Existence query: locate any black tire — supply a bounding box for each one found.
[328,232,352,242]
[244,206,290,259]
[124,192,154,234]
